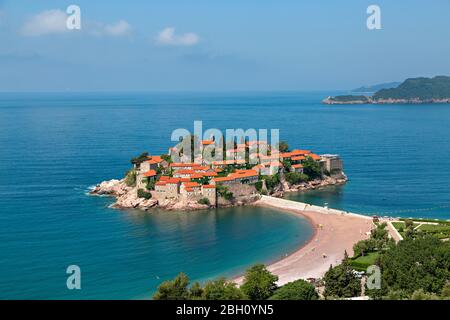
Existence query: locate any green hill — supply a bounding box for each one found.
[373,76,450,100]
[323,76,450,104]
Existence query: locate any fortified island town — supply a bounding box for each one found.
[91,137,346,211]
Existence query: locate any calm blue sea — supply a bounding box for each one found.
[0,91,449,299]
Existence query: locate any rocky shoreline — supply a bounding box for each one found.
[89,173,347,211]
[322,96,450,105]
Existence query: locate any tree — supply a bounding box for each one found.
[278,141,289,153]
[323,254,361,298]
[285,172,308,185]
[269,279,318,300]
[353,240,370,257]
[146,179,155,190]
[302,156,321,180]
[189,282,204,299]
[161,154,172,163]
[404,219,414,229]
[241,264,278,300]
[201,278,246,300]
[130,152,149,166]
[153,273,190,300]
[262,174,280,191]
[441,282,450,299]
[369,222,393,250]
[410,289,439,300]
[372,236,450,298]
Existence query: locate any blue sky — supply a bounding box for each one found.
[0,0,449,91]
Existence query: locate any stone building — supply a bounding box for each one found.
[320,154,343,173]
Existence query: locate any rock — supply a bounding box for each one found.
[90,179,130,196]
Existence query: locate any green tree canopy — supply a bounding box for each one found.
[278,141,289,153]
[323,254,361,298]
[269,279,318,300]
[153,273,190,300]
[302,156,322,180]
[373,236,450,298]
[241,264,278,300]
[130,152,149,166]
[201,278,246,300]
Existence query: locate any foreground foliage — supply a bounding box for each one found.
[368,236,450,299]
[269,279,318,300]
[323,252,361,299]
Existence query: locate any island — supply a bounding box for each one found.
[323,75,450,104]
[90,139,347,211]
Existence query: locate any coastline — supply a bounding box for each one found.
[322,96,450,105]
[89,174,347,211]
[234,196,374,286]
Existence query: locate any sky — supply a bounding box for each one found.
[0,0,449,91]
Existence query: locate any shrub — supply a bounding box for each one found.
[269,279,318,300]
[285,172,308,185]
[254,180,263,192]
[216,184,234,201]
[262,174,280,191]
[137,188,152,199]
[198,197,211,206]
[124,169,137,187]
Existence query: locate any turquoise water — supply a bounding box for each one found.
[1,91,450,299]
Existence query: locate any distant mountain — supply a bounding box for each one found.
[352,82,401,93]
[323,76,450,104]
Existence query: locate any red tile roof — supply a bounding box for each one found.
[308,153,321,161]
[202,185,216,189]
[213,176,235,182]
[229,169,258,179]
[291,156,306,161]
[292,164,304,169]
[202,140,215,145]
[202,172,218,177]
[170,162,201,168]
[145,155,164,165]
[175,169,196,175]
[143,170,157,177]
[183,182,200,188]
[290,150,311,156]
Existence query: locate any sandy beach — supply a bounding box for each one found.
[235,196,374,286]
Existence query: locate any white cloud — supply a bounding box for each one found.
[21,9,67,36]
[156,27,199,46]
[103,20,131,36]
[20,9,131,37]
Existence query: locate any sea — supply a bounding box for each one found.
[0,91,449,299]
